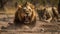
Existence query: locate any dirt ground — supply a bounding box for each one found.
[0,8,60,34]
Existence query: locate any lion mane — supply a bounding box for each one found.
[14,2,36,27]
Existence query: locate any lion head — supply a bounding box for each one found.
[14,2,36,26]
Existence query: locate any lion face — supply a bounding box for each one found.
[18,4,34,24]
[23,6,33,17]
[14,2,36,28]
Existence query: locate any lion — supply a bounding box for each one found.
[37,5,59,23]
[43,6,59,23]
[14,2,37,28]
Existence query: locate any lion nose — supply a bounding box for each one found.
[26,13,28,16]
[26,13,29,15]
[25,13,29,17]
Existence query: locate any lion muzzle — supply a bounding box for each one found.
[24,14,31,24]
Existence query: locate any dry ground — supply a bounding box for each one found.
[0,7,60,34]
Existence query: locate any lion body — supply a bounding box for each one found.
[37,6,59,23]
[44,7,59,22]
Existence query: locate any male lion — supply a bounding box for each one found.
[14,2,37,28]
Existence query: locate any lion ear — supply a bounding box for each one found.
[18,5,22,9]
[27,2,35,9]
[31,5,35,9]
[26,2,32,4]
[16,5,22,11]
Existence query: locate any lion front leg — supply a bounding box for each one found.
[44,11,53,23]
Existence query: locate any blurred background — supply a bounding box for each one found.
[0,0,59,14]
[0,0,60,34]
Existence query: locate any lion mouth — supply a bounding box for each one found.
[24,19,30,24]
[24,16,30,24]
